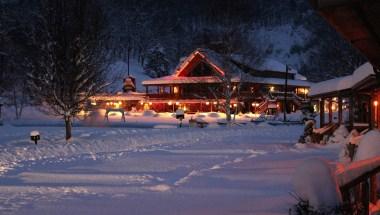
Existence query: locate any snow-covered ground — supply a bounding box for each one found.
[0,116,344,215]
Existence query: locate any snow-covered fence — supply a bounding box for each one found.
[336,157,380,214]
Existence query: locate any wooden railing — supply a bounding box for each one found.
[337,157,380,214]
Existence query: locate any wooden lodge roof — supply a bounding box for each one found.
[142,49,311,87]
[310,0,380,70]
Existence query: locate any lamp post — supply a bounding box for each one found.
[0,96,3,125]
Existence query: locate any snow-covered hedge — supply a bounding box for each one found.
[293,158,342,209]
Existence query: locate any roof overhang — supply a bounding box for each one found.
[309,0,380,72]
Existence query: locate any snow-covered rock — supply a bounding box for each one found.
[293,158,342,209]
[354,130,380,161]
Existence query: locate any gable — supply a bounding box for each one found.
[175,51,225,77]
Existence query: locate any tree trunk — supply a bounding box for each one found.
[64,116,72,141]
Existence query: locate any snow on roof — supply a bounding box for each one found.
[142,74,311,87]
[256,59,297,74]
[92,92,146,101]
[309,62,375,96]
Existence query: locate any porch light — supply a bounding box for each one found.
[213,101,217,105]
[374,101,378,107]
[148,102,152,105]
[270,86,275,92]
[168,101,172,105]
[118,101,122,105]
[176,102,180,106]
[91,99,97,106]
[140,101,144,105]
[173,86,179,94]
[106,102,110,106]
[206,102,210,105]
[233,104,237,107]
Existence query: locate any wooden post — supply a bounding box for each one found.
[320,99,325,128]
[338,96,343,125]
[328,99,333,123]
[368,96,373,129]
[370,175,377,204]
[349,94,354,128]
[362,180,369,215]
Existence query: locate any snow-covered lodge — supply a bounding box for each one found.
[310,63,379,129]
[140,49,310,113]
[91,49,311,114]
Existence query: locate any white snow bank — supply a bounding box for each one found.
[293,158,342,209]
[354,130,380,161]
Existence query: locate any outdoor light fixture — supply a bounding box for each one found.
[91,99,97,106]
[374,101,378,107]
[148,102,152,105]
[140,101,144,105]
[213,101,217,105]
[270,86,275,92]
[233,104,237,107]
[206,102,210,105]
[176,102,180,106]
[168,101,172,105]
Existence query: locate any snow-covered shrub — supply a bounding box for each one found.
[208,112,224,118]
[142,110,158,117]
[293,158,342,210]
[354,130,380,161]
[327,125,349,144]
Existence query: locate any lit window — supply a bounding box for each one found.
[173,86,179,94]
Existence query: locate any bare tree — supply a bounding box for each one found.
[201,26,266,123]
[25,0,109,140]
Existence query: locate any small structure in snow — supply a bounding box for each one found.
[30,131,40,145]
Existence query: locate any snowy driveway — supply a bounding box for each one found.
[0,124,340,215]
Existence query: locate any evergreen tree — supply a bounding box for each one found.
[144,47,169,78]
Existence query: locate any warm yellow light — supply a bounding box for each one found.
[173,86,179,94]
[374,101,378,107]
[168,101,172,105]
[304,88,309,94]
[118,101,122,105]
[270,86,275,92]
[140,101,144,105]
[213,101,217,105]
[206,102,210,105]
[106,102,110,106]
[233,104,237,107]
[175,102,180,106]
[252,103,255,107]
[148,102,152,105]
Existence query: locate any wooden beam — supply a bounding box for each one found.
[320,99,325,128]
[328,99,333,123]
[338,96,343,124]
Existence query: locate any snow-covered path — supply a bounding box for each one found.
[0,124,341,215]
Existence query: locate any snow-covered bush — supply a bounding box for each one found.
[327,125,349,144]
[293,158,342,210]
[354,130,380,161]
[142,110,158,117]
